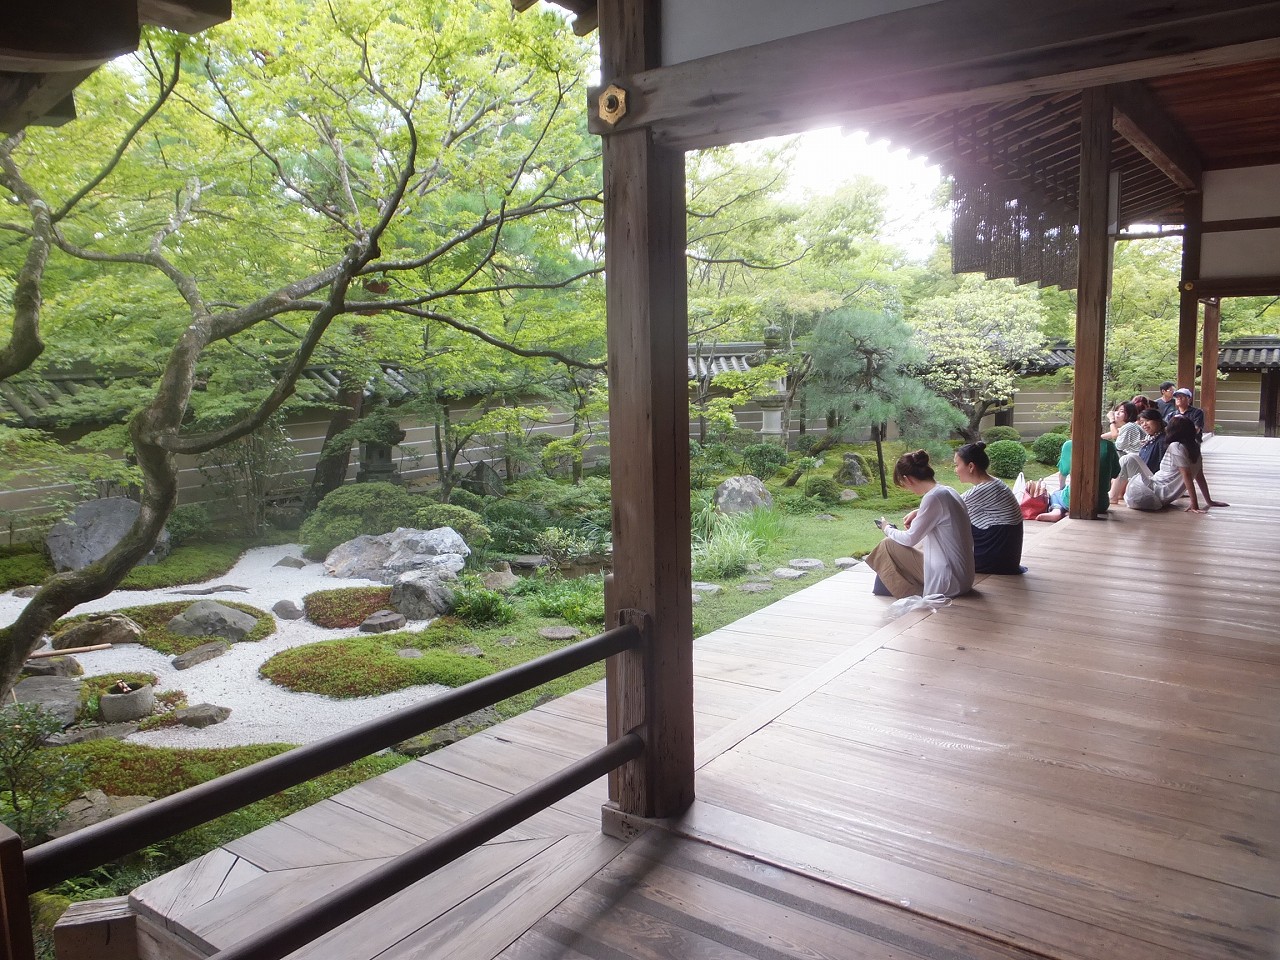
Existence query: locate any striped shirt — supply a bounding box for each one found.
[962,479,1024,529]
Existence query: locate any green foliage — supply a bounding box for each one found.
[741,442,789,480]
[260,637,492,697]
[689,440,743,490]
[731,507,790,544]
[1031,432,1069,466]
[197,418,298,538]
[452,586,517,627]
[803,475,843,505]
[985,439,1029,478]
[526,575,606,627]
[792,433,822,455]
[981,426,1022,444]
[0,703,88,844]
[299,483,420,560]
[414,504,491,548]
[323,411,406,455]
[164,504,213,547]
[303,587,393,629]
[118,543,244,589]
[535,527,592,566]
[481,498,550,555]
[693,526,761,579]
[446,489,486,513]
[55,601,273,655]
[0,544,52,590]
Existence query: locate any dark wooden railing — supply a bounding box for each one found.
[2,622,643,960]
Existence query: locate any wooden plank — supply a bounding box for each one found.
[1110,80,1203,190]
[53,898,137,960]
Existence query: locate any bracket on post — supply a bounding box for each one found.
[597,83,628,125]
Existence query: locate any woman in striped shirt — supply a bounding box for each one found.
[955,442,1025,575]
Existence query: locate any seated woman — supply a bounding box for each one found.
[1113,416,1229,512]
[1110,408,1167,503]
[954,441,1024,574]
[1101,400,1144,457]
[864,450,975,599]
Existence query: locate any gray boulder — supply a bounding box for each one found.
[173,703,232,728]
[272,599,305,620]
[274,555,308,569]
[324,527,470,583]
[22,655,83,678]
[46,497,170,572]
[789,558,826,571]
[14,676,82,728]
[12,585,40,598]
[98,683,154,723]
[481,562,520,592]
[360,610,407,633]
[166,600,258,642]
[834,453,870,486]
[45,722,139,746]
[772,567,807,580]
[713,476,773,514]
[390,569,456,620]
[50,789,153,839]
[51,613,143,650]
[171,641,230,670]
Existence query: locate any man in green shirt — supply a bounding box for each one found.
[1056,437,1121,515]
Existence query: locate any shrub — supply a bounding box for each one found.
[0,703,87,844]
[0,545,51,590]
[731,507,789,544]
[481,498,550,554]
[446,488,485,513]
[792,433,821,455]
[118,543,244,590]
[693,527,760,579]
[452,585,517,627]
[303,587,393,628]
[803,475,843,505]
[985,439,1028,478]
[414,503,491,549]
[741,443,788,480]
[1031,432,1069,466]
[527,575,606,627]
[981,425,1022,444]
[260,636,492,697]
[165,503,213,546]
[298,482,420,560]
[534,527,591,566]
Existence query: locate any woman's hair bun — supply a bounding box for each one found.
[976,441,986,450]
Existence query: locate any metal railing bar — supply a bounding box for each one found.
[26,624,640,891]
[210,730,645,960]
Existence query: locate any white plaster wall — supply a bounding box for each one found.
[1202,164,1280,221]
[662,0,938,65]
[1202,228,1280,280]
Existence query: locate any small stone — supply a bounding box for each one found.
[789,558,825,571]
[171,641,229,670]
[834,557,861,569]
[691,593,701,605]
[45,722,139,746]
[12,585,40,598]
[274,555,308,568]
[510,555,551,571]
[745,563,763,573]
[691,582,722,596]
[22,656,82,678]
[50,790,153,839]
[497,636,520,648]
[772,568,807,580]
[739,582,773,594]
[171,584,249,595]
[815,513,838,521]
[456,644,485,657]
[538,626,581,641]
[360,610,407,633]
[839,489,860,502]
[397,648,423,658]
[174,703,231,728]
[481,565,520,591]
[272,599,305,620]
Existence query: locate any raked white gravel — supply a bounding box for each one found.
[1,545,447,748]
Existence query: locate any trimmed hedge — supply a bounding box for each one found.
[299,483,420,560]
[1031,431,1069,466]
[985,439,1029,479]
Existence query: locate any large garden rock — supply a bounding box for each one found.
[713,476,773,514]
[360,610,407,633]
[166,600,258,642]
[22,655,83,678]
[99,683,154,723]
[390,569,456,619]
[46,497,170,572]
[273,599,304,620]
[13,676,81,729]
[51,613,143,650]
[172,641,230,670]
[481,562,520,591]
[50,790,153,839]
[174,703,232,728]
[325,527,470,583]
[834,453,870,486]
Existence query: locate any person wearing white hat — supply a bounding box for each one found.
[1165,387,1205,439]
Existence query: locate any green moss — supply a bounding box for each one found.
[118,543,244,590]
[302,587,394,628]
[260,635,492,697]
[0,545,52,590]
[54,601,274,656]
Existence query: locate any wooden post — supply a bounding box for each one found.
[1069,86,1112,520]
[1178,192,1203,391]
[1201,297,1221,432]
[598,0,696,820]
[1,824,36,960]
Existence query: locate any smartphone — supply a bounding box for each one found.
[874,517,887,529]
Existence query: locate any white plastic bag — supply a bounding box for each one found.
[886,594,953,619]
[1012,471,1027,502]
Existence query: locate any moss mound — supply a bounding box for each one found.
[261,635,492,697]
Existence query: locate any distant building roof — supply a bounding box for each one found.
[688,342,772,379]
[1218,336,1280,371]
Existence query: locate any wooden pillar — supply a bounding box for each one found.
[598,0,695,820]
[1201,297,1221,431]
[1069,86,1112,520]
[1178,192,1203,391]
[1,824,36,960]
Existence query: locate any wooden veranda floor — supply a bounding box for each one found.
[130,436,1280,960]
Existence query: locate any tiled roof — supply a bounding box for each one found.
[688,342,771,379]
[1218,336,1280,370]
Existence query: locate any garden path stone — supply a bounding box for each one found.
[691,582,722,595]
[713,475,773,514]
[50,790,153,839]
[739,582,773,594]
[395,707,500,756]
[497,636,520,648]
[46,497,170,572]
[390,569,456,619]
[172,641,230,670]
[835,557,861,569]
[51,613,143,650]
[274,555,308,568]
[691,593,701,605]
[789,558,826,571]
[538,626,581,641]
[13,675,81,728]
[272,599,304,620]
[815,513,838,521]
[171,584,249,595]
[22,655,83,678]
[360,610,407,633]
[510,555,551,571]
[457,645,485,658]
[772,568,807,581]
[167,600,258,642]
[174,703,232,728]
[839,489,860,502]
[397,648,423,658]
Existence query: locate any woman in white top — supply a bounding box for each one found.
[1102,400,1144,457]
[1113,416,1228,512]
[864,450,975,598]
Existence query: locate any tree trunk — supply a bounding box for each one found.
[304,379,363,511]
[874,423,889,498]
[781,430,841,486]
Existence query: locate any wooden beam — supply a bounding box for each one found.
[1202,299,1221,431]
[589,0,1280,150]
[1109,81,1203,191]
[1069,86,1112,521]
[1179,193,1204,390]
[0,824,35,960]
[0,0,138,72]
[139,0,232,33]
[0,68,91,134]
[1201,215,1280,233]
[1195,274,1280,297]
[599,0,695,822]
